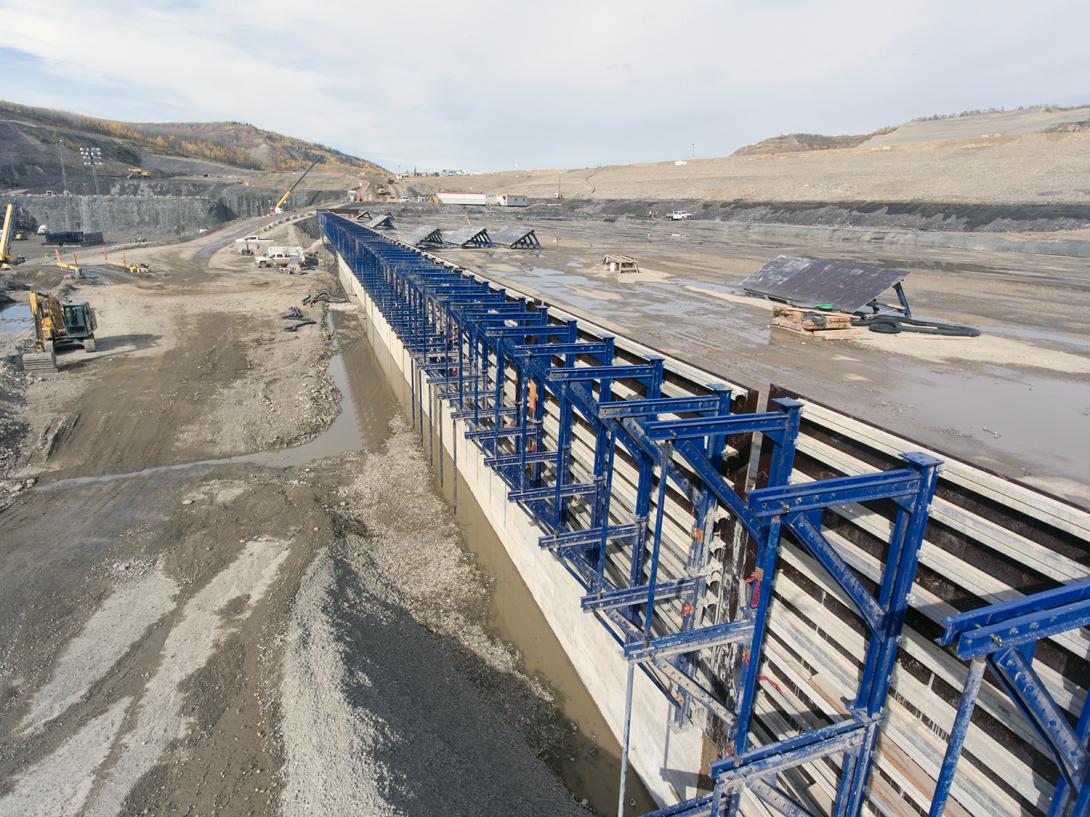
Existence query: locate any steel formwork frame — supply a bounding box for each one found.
[930,578,1090,817]
[320,214,957,817]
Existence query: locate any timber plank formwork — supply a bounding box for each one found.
[320,212,1090,817]
[754,387,1090,817]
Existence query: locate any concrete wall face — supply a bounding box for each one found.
[11,189,344,236]
[335,254,704,809]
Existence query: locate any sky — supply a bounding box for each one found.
[1,0,1088,172]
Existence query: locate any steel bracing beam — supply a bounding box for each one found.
[929,576,1090,817]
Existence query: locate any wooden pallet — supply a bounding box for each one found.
[772,305,860,339]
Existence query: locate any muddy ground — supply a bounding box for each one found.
[387,210,1090,506]
[0,218,603,816]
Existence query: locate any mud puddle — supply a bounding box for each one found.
[0,302,32,333]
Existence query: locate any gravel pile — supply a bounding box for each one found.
[280,417,589,816]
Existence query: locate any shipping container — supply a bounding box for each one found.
[436,191,488,206]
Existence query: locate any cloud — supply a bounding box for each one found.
[1,0,1088,169]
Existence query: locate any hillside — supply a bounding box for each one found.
[0,100,385,189]
[730,130,885,157]
[407,105,1090,205]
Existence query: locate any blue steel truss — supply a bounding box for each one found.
[319,214,948,817]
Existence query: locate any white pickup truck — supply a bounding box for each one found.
[256,246,308,269]
[234,234,270,244]
[670,210,693,221]
[256,250,294,268]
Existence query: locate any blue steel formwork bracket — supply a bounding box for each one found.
[317,214,946,817]
[643,452,942,817]
[929,578,1090,817]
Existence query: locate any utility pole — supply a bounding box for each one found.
[80,146,102,196]
[56,139,69,194]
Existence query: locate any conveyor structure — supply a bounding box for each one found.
[319,213,1090,817]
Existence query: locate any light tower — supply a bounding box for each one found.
[80,146,102,196]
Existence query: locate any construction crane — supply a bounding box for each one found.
[1,203,28,269]
[271,158,320,215]
[22,290,98,372]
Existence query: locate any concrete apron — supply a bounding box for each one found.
[337,256,703,808]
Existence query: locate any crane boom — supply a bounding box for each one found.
[0,203,15,262]
[1,203,27,268]
[271,158,321,214]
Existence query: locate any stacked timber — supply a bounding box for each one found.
[772,305,860,339]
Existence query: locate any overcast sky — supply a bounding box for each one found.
[1,0,1088,171]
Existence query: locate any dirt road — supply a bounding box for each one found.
[0,220,594,816]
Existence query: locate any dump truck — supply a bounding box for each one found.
[22,290,98,372]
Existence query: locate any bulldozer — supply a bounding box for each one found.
[22,290,98,372]
[127,167,152,179]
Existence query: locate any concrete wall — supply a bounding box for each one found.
[335,254,705,809]
[11,194,225,236]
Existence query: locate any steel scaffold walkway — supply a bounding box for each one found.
[320,214,1090,817]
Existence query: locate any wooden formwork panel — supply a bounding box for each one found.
[758,385,1090,817]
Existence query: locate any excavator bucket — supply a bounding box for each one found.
[22,349,58,373]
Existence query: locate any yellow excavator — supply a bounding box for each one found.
[1,203,28,269]
[271,158,320,215]
[22,290,98,372]
[127,167,152,179]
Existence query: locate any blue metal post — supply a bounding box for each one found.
[928,657,985,817]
